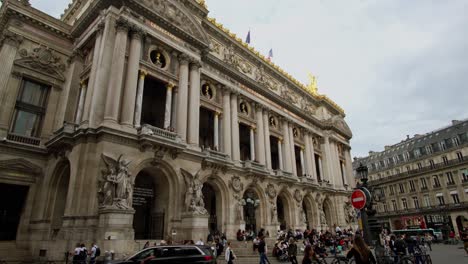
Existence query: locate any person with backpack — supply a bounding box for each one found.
[72,243,82,264]
[79,243,88,264]
[90,242,100,264]
[346,236,376,264]
[225,242,236,264]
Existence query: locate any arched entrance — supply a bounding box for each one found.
[132,168,170,240]
[322,198,334,228]
[47,160,70,236]
[303,195,318,230]
[243,189,260,232]
[277,193,293,231]
[202,183,219,233]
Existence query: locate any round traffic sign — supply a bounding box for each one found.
[351,189,367,210]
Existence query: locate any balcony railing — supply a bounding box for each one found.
[376,202,468,217]
[7,133,41,146]
[369,157,467,185]
[139,124,178,141]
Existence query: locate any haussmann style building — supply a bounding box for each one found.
[353,119,468,239]
[0,0,356,260]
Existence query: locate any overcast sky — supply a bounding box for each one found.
[31,0,468,158]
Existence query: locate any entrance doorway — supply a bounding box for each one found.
[202,183,218,233]
[239,123,251,161]
[141,76,167,129]
[243,189,260,232]
[270,136,279,170]
[199,107,215,150]
[133,169,169,240]
[0,183,29,240]
[277,197,286,230]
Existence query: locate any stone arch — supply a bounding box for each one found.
[303,193,319,230]
[202,174,230,233]
[44,158,71,234]
[243,183,267,233]
[323,197,336,229]
[277,188,295,230]
[130,159,182,240]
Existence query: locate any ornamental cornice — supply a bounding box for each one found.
[0,30,23,47]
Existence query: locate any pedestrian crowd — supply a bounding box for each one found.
[70,242,100,264]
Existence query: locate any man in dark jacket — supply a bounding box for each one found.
[258,236,271,264]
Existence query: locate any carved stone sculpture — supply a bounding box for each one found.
[98,154,133,210]
[181,169,209,215]
[344,202,357,224]
[271,201,278,223]
[320,208,327,226]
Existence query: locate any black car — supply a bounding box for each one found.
[116,245,216,264]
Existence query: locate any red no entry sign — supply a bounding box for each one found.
[351,189,367,210]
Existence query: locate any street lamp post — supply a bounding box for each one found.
[356,163,373,245]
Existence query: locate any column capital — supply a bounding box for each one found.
[278,137,283,143]
[139,70,147,79]
[115,17,131,32]
[96,22,105,35]
[80,80,87,87]
[214,111,221,117]
[68,49,85,64]
[130,25,146,40]
[190,60,202,69]
[178,53,190,64]
[254,102,264,111]
[1,31,23,47]
[167,82,175,90]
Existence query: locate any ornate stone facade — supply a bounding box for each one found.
[0,0,354,261]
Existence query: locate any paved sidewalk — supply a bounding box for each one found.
[425,243,466,264]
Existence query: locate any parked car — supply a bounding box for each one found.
[113,245,216,264]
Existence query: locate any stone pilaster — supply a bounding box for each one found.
[255,104,265,165]
[121,26,144,127]
[278,138,284,170]
[134,70,146,128]
[74,80,87,124]
[263,109,272,170]
[281,119,292,172]
[104,18,130,124]
[214,111,220,150]
[230,91,240,162]
[250,126,255,161]
[81,23,104,127]
[221,86,231,156]
[176,54,190,141]
[187,60,201,146]
[0,31,22,137]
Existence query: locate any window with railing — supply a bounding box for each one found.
[433,176,441,188]
[420,178,428,189]
[429,160,435,169]
[8,79,49,145]
[426,145,433,155]
[431,142,440,152]
[399,183,405,193]
[461,169,468,182]
[457,152,464,162]
[402,198,408,210]
[417,163,422,170]
[440,141,447,151]
[451,193,460,204]
[446,172,455,185]
[436,195,445,205]
[406,166,411,172]
[453,137,461,147]
[389,185,395,195]
[392,200,397,211]
[423,195,431,207]
[384,203,388,212]
[409,180,416,192]
[413,197,420,209]
[442,156,449,165]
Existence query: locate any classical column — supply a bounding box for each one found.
[289,123,298,176]
[214,112,220,151]
[187,61,201,145]
[176,54,190,141]
[121,27,144,127]
[230,91,240,161]
[282,120,292,172]
[303,133,312,177]
[54,50,84,130]
[250,126,256,161]
[81,23,103,126]
[263,109,272,170]
[164,83,174,129]
[0,32,22,135]
[341,161,348,185]
[221,87,232,156]
[255,104,266,165]
[278,138,284,170]
[104,18,129,124]
[308,134,318,180]
[171,87,178,130]
[299,147,305,177]
[134,70,147,128]
[74,81,87,124]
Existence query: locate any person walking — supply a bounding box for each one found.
[258,236,271,264]
[301,245,313,264]
[288,237,298,264]
[225,242,236,264]
[346,236,376,264]
[72,243,82,264]
[462,229,468,256]
[89,243,100,264]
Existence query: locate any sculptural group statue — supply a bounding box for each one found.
[320,208,327,226]
[271,201,278,223]
[98,154,133,210]
[181,169,209,215]
[344,202,357,224]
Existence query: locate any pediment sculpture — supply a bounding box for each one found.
[16,46,66,80]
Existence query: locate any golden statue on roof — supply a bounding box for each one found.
[307,73,318,95]
[196,0,208,9]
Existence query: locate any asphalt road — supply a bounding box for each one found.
[426,243,466,264]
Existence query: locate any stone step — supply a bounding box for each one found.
[215,256,285,264]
